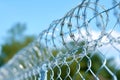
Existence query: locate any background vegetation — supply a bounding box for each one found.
[0,23,35,66]
[0,23,120,80]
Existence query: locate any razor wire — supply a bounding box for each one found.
[0,0,120,80]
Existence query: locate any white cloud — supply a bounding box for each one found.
[65,29,120,58]
[109,56,120,70]
[65,29,120,69]
[65,29,101,42]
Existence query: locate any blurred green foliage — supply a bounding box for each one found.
[0,23,35,66]
[46,41,120,80]
[0,23,120,79]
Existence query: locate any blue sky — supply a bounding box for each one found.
[0,0,119,44]
[0,0,120,57]
[0,0,81,44]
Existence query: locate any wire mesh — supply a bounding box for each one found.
[0,0,120,80]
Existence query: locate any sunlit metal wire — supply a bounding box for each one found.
[0,0,120,80]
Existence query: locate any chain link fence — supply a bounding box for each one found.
[0,0,120,80]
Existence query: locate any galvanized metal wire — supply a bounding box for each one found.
[0,0,120,80]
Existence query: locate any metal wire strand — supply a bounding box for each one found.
[0,0,120,80]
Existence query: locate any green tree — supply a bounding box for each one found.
[46,41,120,80]
[1,23,35,65]
[1,24,120,79]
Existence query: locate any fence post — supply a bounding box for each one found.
[39,63,48,80]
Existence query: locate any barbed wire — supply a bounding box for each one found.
[0,0,120,80]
